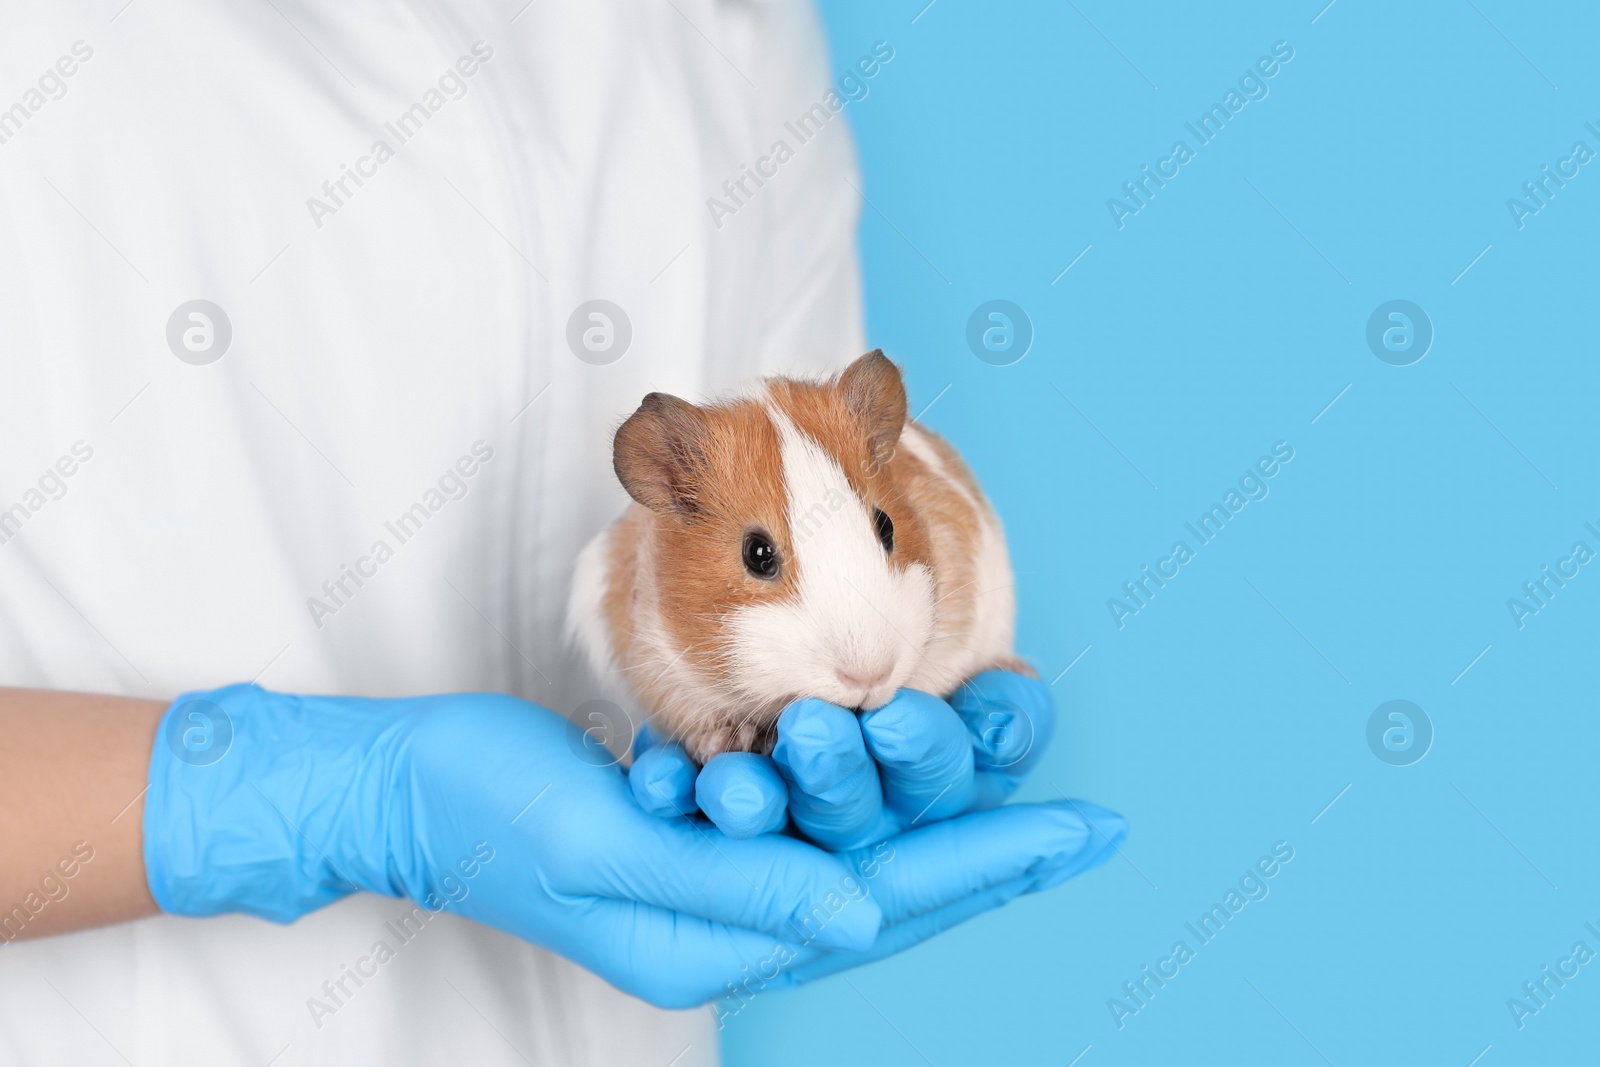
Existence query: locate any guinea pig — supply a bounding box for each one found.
[566,350,1030,763]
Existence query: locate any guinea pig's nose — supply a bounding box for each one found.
[836,665,892,691]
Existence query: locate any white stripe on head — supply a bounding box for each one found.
[724,402,935,710]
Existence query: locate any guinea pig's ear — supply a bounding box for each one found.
[613,392,710,517]
[838,349,907,472]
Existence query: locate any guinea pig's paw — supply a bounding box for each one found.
[683,715,781,764]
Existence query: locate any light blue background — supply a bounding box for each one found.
[726,2,1600,1064]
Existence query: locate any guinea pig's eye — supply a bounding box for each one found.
[741,530,780,580]
[873,508,894,553]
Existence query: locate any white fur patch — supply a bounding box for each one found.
[567,524,617,676]
[897,423,1015,693]
[725,404,936,710]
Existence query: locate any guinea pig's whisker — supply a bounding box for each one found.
[725,707,764,740]
[929,639,984,659]
[724,698,782,749]
[932,578,982,607]
[612,664,650,682]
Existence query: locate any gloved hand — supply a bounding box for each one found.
[632,670,1064,850]
[144,683,1123,1009]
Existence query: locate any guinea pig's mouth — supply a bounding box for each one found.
[838,680,900,714]
[784,661,903,716]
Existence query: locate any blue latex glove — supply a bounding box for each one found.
[642,670,1062,850]
[145,683,1122,1008]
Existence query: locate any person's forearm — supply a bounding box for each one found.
[0,688,164,941]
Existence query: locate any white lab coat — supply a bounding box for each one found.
[0,0,864,1062]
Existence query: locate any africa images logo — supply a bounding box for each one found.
[1106,41,1295,230]
[304,42,495,229]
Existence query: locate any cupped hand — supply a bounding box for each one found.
[144,684,1121,1010]
[632,669,1061,849]
[620,670,1125,1002]
[381,692,1122,1007]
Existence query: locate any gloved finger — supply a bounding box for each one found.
[781,802,1125,987]
[780,871,1039,986]
[582,813,883,953]
[969,771,1022,811]
[843,799,1126,925]
[550,894,801,1010]
[604,806,1132,1017]
[772,699,896,851]
[858,690,977,825]
[631,717,667,760]
[695,752,788,839]
[947,670,1057,810]
[629,742,700,817]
